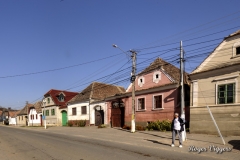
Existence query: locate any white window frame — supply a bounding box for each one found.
[138,76,145,87]
[232,41,240,58]
[215,78,238,105]
[152,94,164,110]
[136,97,146,111]
[153,71,161,83]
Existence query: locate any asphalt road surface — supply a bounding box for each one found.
[0,126,222,160]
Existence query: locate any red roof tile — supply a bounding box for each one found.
[44,89,78,109]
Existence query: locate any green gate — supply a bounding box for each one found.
[62,111,67,126]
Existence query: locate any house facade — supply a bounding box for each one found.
[106,58,190,128]
[42,89,78,126]
[190,30,240,136]
[17,103,33,126]
[67,82,125,126]
[28,101,42,126]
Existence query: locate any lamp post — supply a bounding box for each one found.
[113,44,137,133]
[43,99,46,129]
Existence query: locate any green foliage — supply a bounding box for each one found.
[98,124,107,128]
[68,120,86,127]
[146,120,172,131]
[77,120,86,127]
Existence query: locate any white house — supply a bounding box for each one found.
[67,82,125,126]
[28,101,42,126]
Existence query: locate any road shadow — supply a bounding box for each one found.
[137,131,172,139]
[144,139,170,146]
[228,140,240,151]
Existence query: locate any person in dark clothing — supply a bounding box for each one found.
[171,113,185,148]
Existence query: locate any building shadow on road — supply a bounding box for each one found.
[137,131,172,139]
[144,139,170,146]
[228,140,240,151]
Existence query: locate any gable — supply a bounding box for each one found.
[68,82,125,104]
[192,32,240,74]
[126,69,173,92]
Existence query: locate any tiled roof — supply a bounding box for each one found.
[44,89,78,109]
[139,58,189,84]
[17,103,33,116]
[9,110,20,118]
[33,101,42,113]
[68,82,125,104]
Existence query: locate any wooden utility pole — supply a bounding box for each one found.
[130,50,137,133]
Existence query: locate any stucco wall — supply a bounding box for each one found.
[68,101,108,125]
[190,105,240,136]
[42,106,59,126]
[28,109,42,126]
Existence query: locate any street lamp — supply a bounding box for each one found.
[112,44,137,133]
[43,99,47,129]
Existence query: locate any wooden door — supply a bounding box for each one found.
[62,111,67,126]
[95,110,104,126]
[111,107,124,127]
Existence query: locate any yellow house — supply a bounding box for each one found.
[190,30,240,136]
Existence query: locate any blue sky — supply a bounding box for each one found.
[1,0,240,109]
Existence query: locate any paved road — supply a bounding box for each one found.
[0,125,234,160]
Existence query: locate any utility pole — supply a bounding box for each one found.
[180,41,186,141]
[130,50,137,133]
[26,101,29,126]
[112,44,137,133]
[43,99,47,129]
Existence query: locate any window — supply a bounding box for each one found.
[236,47,240,55]
[72,107,77,115]
[46,110,49,116]
[153,71,161,83]
[51,109,55,116]
[57,94,65,102]
[81,106,87,115]
[137,98,145,110]
[138,76,145,87]
[43,110,45,116]
[47,98,50,104]
[218,83,235,104]
[153,95,163,109]
[36,114,38,120]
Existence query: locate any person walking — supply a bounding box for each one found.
[171,113,185,148]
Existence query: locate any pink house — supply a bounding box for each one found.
[106,58,190,128]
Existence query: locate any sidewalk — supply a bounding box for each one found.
[5,125,240,160]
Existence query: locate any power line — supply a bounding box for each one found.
[0,53,122,79]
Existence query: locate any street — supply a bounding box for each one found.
[0,125,237,160]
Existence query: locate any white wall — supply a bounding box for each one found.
[9,117,16,125]
[28,108,42,126]
[68,101,108,125]
[90,102,108,125]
